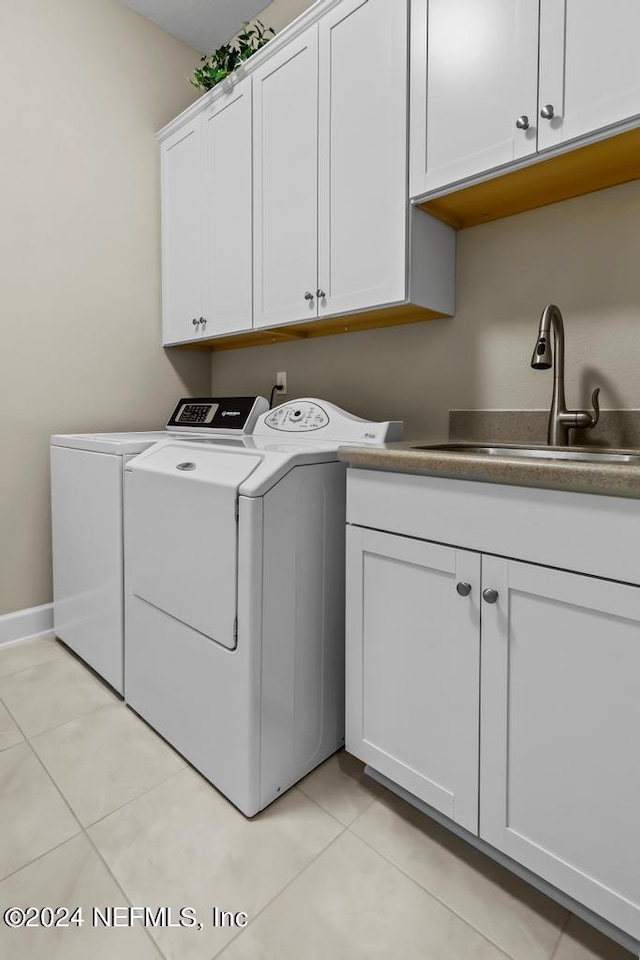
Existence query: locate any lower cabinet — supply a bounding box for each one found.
[346,526,481,834]
[480,555,640,941]
[346,517,640,942]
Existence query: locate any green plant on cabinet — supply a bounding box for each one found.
[191,20,276,92]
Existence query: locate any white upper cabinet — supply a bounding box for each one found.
[160,118,206,344]
[411,0,640,199]
[317,0,409,316]
[158,0,455,347]
[410,0,540,196]
[203,78,253,337]
[252,27,320,329]
[538,0,640,151]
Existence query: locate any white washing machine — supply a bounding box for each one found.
[124,398,402,817]
[50,396,268,693]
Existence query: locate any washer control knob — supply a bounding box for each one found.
[176,462,196,471]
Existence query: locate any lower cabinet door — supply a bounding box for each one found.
[480,556,640,940]
[346,526,481,833]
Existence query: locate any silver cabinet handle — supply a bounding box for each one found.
[515,115,530,130]
[304,291,315,301]
[316,289,326,299]
[456,582,472,597]
[540,104,555,119]
[483,589,499,604]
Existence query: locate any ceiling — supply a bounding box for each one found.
[120,0,267,53]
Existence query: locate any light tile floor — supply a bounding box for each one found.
[0,634,635,960]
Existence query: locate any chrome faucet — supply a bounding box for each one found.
[530,304,600,446]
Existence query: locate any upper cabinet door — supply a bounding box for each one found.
[161,118,205,344]
[253,27,319,329]
[203,79,253,337]
[538,0,640,151]
[346,526,481,834]
[410,0,539,197]
[480,556,640,940]
[317,0,408,317]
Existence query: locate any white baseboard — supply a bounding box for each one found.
[0,603,54,647]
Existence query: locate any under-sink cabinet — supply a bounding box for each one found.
[346,468,640,947]
[411,0,640,222]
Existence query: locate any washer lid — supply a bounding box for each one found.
[50,431,168,455]
[128,443,262,650]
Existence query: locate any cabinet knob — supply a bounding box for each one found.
[192,318,198,326]
[482,588,499,604]
[515,115,530,130]
[316,289,326,299]
[456,581,472,597]
[540,104,555,119]
[304,291,315,301]
[199,317,207,325]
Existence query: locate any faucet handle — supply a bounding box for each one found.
[589,388,600,428]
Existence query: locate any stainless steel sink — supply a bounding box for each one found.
[411,443,640,464]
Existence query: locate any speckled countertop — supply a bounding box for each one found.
[337,441,640,500]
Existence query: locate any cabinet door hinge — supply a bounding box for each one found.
[235,499,239,521]
[233,617,238,643]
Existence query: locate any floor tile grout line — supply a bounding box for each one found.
[348,821,543,960]
[0,831,85,886]
[81,828,167,959]
[289,782,361,830]
[0,635,118,691]
[86,779,347,960]
[548,913,571,960]
[3,695,116,747]
[5,677,187,831]
[295,777,379,828]
[3,728,84,829]
[213,825,350,960]
[27,699,127,746]
[0,652,67,683]
[83,765,188,831]
[0,635,75,680]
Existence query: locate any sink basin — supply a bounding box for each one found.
[411,443,640,464]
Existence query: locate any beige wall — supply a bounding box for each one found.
[211,178,640,438]
[256,0,318,32]
[0,0,211,616]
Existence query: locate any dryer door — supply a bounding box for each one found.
[128,443,261,649]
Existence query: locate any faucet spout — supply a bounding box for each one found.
[530,305,599,446]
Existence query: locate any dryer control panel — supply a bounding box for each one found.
[254,399,403,444]
[165,396,268,435]
[263,401,329,433]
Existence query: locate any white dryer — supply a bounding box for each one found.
[50,396,267,693]
[124,399,402,816]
